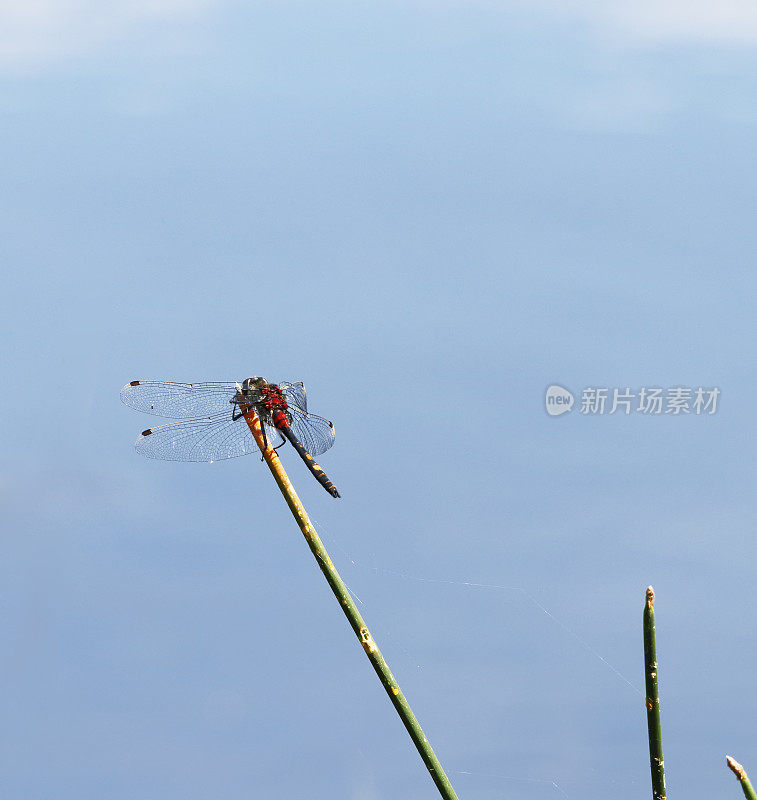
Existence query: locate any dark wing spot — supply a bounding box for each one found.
[141,429,153,437]
[130,380,140,386]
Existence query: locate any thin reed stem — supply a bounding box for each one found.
[728,757,757,800]
[241,408,460,800]
[644,586,666,800]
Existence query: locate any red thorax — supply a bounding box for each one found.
[259,385,290,429]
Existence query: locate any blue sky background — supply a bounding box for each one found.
[2,2,757,798]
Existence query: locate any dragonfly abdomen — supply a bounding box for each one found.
[279,424,341,499]
[272,410,290,429]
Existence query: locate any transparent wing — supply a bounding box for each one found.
[135,412,283,462]
[135,413,254,461]
[278,381,335,455]
[121,380,240,419]
[280,381,307,413]
[262,425,284,450]
[287,407,336,456]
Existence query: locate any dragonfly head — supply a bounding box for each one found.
[241,377,268,392]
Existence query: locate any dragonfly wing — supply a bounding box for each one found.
[280,381,308,413]
[135,413,258,462]
[287,407,335,456]
[261,424,284,449]
[121,380,240,419]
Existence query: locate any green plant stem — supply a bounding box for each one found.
[241,408,460,800]
[728,757,757,800]
[644,586,666,800]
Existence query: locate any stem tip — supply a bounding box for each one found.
[728,756,747,781]
[646,586,655,607]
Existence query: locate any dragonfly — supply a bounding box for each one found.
[120,378,341,498]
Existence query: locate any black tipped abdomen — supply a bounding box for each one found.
[280,426,341,498]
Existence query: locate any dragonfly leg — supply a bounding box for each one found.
[259,420,274,461]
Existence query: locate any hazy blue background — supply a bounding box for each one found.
[2,2,756,798]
